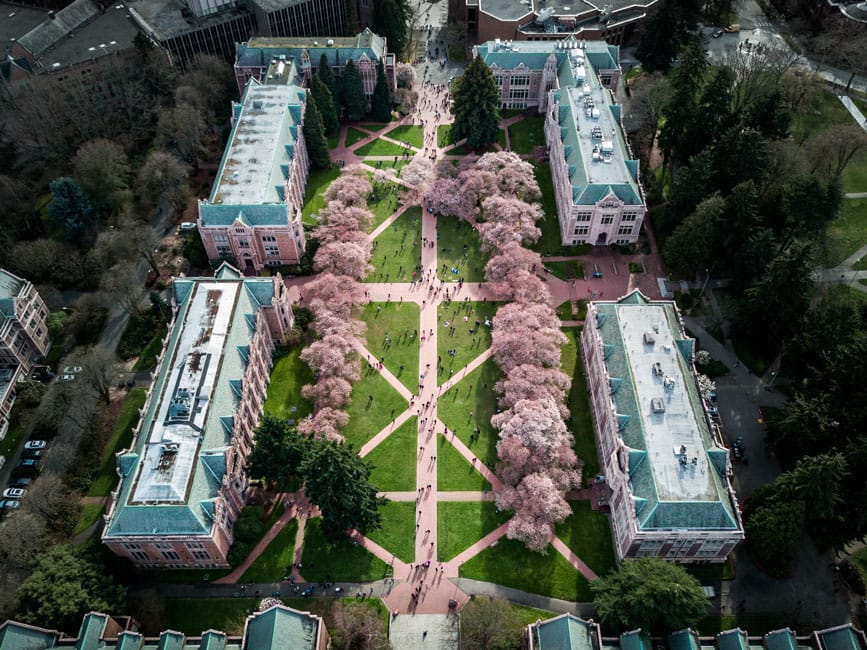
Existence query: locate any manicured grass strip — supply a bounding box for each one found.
[561,328,599,480]
[354,138,411,157]
[546,260,585,281]
[511,604,559,626]
[367,178,403,228]
[436,215,488,282]
[529,164,590,258]
[438,434,491,492]
[438,124,453,147]
[685,561,735,582]
[360,301,420,391]
[823,198,867,266]
[301,517,393,581]
[367,416,418,491]
[436,300,498,374]
[367,206,423,284]
[343,363,407,448]
[240,519,298,583]
[346,127,370,147]
[385,124,424,148]
[438,501,509,561]
[438,358,501,468]
[163,599,259,636]
[301,166,342,225]
[359,123,388,132]
[132,324,167,371]
[72,503,104,536]
[507,116,546,154]
[88,388,147,496]
[842,148,867,195]
[367,158,410,171]
[496,128,507,149]
[460,536,592,601]
[365,501,417,563]
[263,347,314,422]
[554,501,615,576]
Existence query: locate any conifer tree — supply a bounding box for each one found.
[318,53,339,104]
[373,0,410,58]
[303,91,331,169]
[341,59,366,122]
[311,76,340,134]
[370,59,392,122]
[451,56,501,150]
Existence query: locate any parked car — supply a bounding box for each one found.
[62,366,83,374]
[2,488,26,499]
[24,440,46,450]
[8,477,32,489]
[712,29,724,38]
[724,23,741,32]
[22,449,43,460]
[59,374,75,382]
[15,459,40,470]
[0,499,21,510]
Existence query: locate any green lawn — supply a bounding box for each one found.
[385,125,424,148]
[0,415,24,462]
[852,546,867,587]
[367,206,423,284]
[365,501,417,563]
[88,388,147,497]
[438,358,501,468]
[368,158,410,171]
[436,215,489,282]
[300,517,393,581]
[343,363,408,448]
[367,179,403,228]
[163,599,259,636]
[437,434,492,491]
[791,87,854,142]
[72,503,105,537]
[438,501,510,561]
[508,117,546,154]
[436,300,498,377]
[546,260,585,281]
[825,284,867,308]
[263,347,314,422]
[822,199,867,266]
[360,301,421,390]
[240,520,298,583]
[438,124,453,147]
[496,128,507,150]
[554,501,615,576]
[460,536,592,601]
[531,163,564,256]
[132,324,167,371]
[557,301,575,321]
[359,123,388,132]
[345,127,371,147]
[853,255,867,271]
[354,138,411,157]
[327,132,340,150]
[684,561,735,582]
[561,328,599,480]
[301,166,342,225]
[366,416,417,491]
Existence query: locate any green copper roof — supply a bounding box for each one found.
[766,630,799,650]
[236,28,387,70]
[817,626,867,650]
[533,613,599,650]
[244,606,318,649]
[0,621,60,650]
[669,630,701,650]
[76,613,108,650]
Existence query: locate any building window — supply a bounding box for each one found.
[238,239,250,248]
[234,228,245,233]
[162,550,181,561]
[495,75,503,86]
[601,215,614,225]
[265,245,280,257]
[509,88,528,100]
[576,212,592,222]
[217,246,231,255]
[511,75,530,86]
[621,211,638,222]
[574,226,589,235]
[214,234,229,243]
[262,235,277,243]
[617,225,633,235]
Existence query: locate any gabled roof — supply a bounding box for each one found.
[17,0,99,57]
[0,620,61,650]
[815,625,867,650]
[242,605,319,649]
[532,613,601,650]
[237,28,388,69]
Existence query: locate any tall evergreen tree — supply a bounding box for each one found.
[48,177,94,242]
[341,59,366,122]
[370,59,392,122]
[635,0,703,73]
[311,76,340,135]
[300,439,387,542]
[303,92,331,170]
[451,56,500,151]
[373,0,409,58]
[318,54,340,106]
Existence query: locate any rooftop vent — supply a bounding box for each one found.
[327,39,334,46]
[643,331,655,345]
[651,398,665,413]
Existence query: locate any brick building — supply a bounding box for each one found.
[197,57,308,273]
[102,263,293,567]
[581,290,743,562]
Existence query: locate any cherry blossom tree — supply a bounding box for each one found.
[313,241,372,280]
[473,151,541,201]
[496,365,571,417]
[477,196,542,249]
[400,157,435,197]
[496,472,574,552]
[301,375,353,411]
[298,407,350,442]
[305,274,364,322]
[315,201,374,245]
[491,302,566,372]
[395,62,416,88]
[300,335,361,381]
[425,176,466,218]
[324,166,372,206]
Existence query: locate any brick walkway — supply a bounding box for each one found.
[229,81,659,614]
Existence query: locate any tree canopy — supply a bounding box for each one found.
[311,76,340,135]
[342,60,367,122]
[451,57,501,151]
[246,416,308,491]
[592,558,708,632]
[48,178,95,242]
[303,92,331,170]
[370,59,392,122]
[373,0,410,58]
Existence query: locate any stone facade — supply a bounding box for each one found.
[0,269,49,373]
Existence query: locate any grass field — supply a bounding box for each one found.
[436,215,488,282]
[437,434,492,491]
[359,123,388,132]
[438,358,501,468]
[240,520,298,583]
[365,501,417,563]
[546,260,585,281]
[263,348,313,422]
[367,179,403,228]
[385,125,424,148]
[460,537,592,601]
[367,206,423,283]
[436,300,498,375]
[531,163,564,256]
[88,388,147,496]
[508,117,546,154]
[72,502,105,536]
[162,599,259,635]
[360,301,421,391]
[354,138,410,157]
[366,416,417,491]
[496,128,507,150]
[300,517,393,581]
[822,199,867,266]
[343,362,408,448]
[345,127,371,147]
[554,501,615,576]
[438,501,510,561]
[438,124,453,147]
[301,166,342,224]
[561,328,600,480]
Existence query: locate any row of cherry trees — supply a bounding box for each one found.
[426,152,583,552]
[298,167,374,442]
